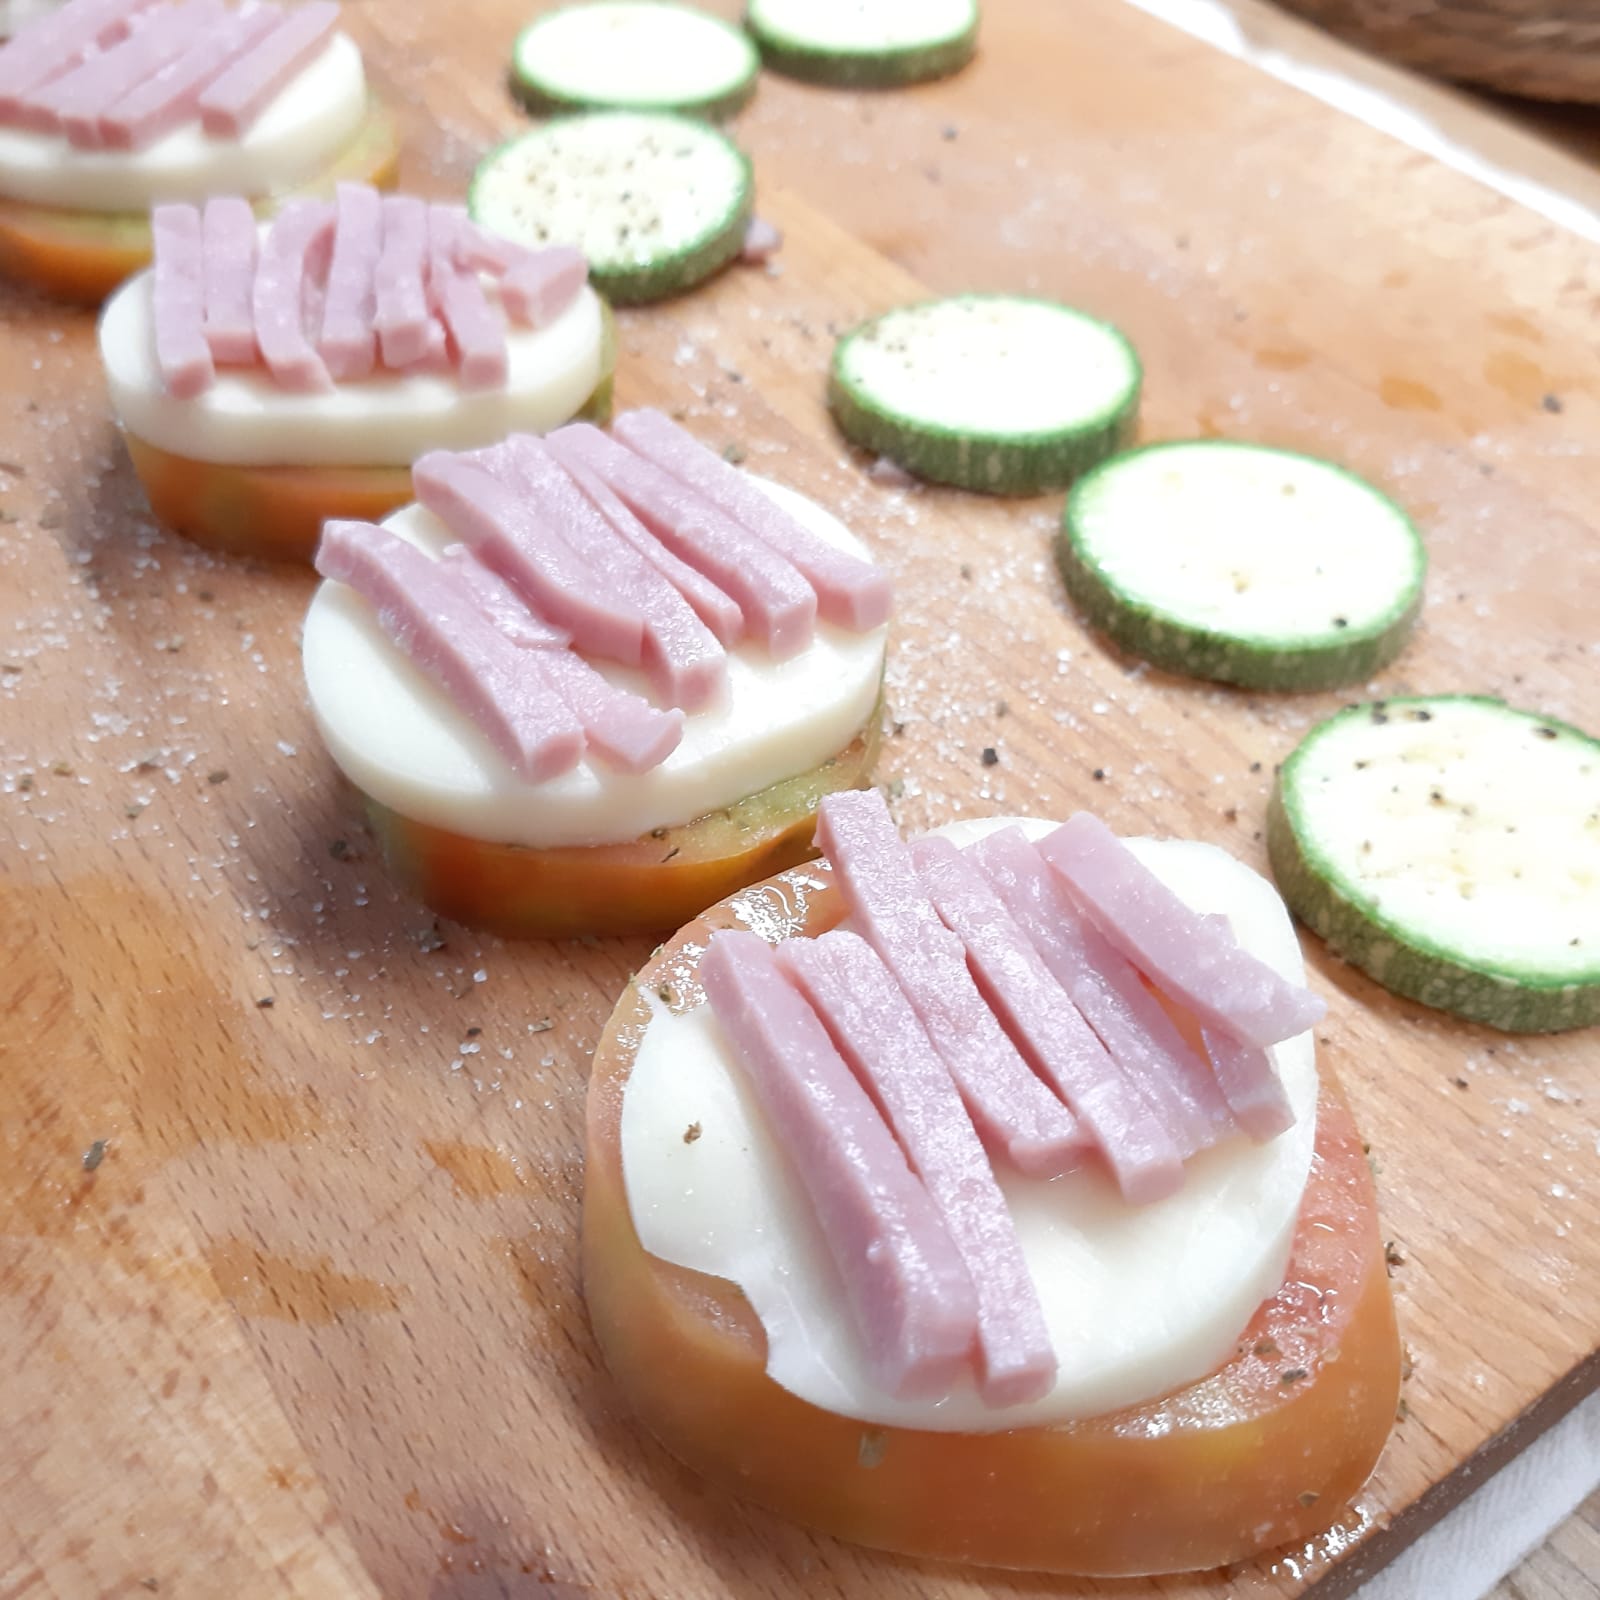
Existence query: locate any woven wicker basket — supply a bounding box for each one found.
[1276,1,1600,103]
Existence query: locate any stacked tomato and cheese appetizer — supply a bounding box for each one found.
[587,790,1402,1573]
[99,180,614,559]
[301,408,892,937]
[0,0,396,301]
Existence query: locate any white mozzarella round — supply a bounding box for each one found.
[0,0,60,40]
[100,277,608,467]
[301,477,887,849]
[620,821,1319,1431]
[0,34,367,210]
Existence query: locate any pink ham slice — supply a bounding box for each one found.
[549,440,743,650]
[438,545,570,650]
[97,1,278,149]
[425,205,508,391]
[316,181,381,382]
[18,0,200,143]
[483,434,725,712]
[411,449,646,668]
[252,198,335,392]
[780,930,1056,1407]
[451,227,587,329]
[547,423,816,661]
[1039,812,1326,1048]
[195,0,336,138]
[814,790,1085,1179]
[200,194,258,365]
[614,408,892,633]
[1201,1026,1295,1143]
[0,0,159,119]
[966,827,1234,1159]
[373,195,437,370]
[315,519,584,783]
[912,836,1184,1205]
[533,649,683,775]
[700,928,980,1401]
[150,202,213,400]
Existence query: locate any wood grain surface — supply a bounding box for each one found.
[2,1,1597,1595]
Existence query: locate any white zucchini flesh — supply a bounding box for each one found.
[1270,697,1600,1032]
[621,819,1319,1430]
[511,2,758,117]
[470,111,752,304]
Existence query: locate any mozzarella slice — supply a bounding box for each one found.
[100,276,608,467]
[301,477,887,849]
[621,820,1319,1431]
[0,0,59,40]
[0,33,367,210]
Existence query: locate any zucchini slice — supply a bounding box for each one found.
[828,295,1141,495]
[1268,697,1600,1033]
[470,111,752,305]
[744,0,979,88]
[510,3,759,120]
[1058,442,1425,691]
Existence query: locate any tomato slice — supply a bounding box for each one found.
[365,709,883,939]
[583,863,1402,1575]
[0,97,401,305]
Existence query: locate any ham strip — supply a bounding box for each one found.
[21,0,199,143]
[546,432,743,649]
[614,408,893,633]
[533,649,683,775]
[1040,813,1326,1048]
[316,181,381,382]
[373,195,436,370]
[547,423,816,660]
[1201,1026,1296,1142]
[452,228,587,328]
[150,202,213,400]
[200,194,258,364]
[97,1,278,149]
[913,837,1184,1205]
[0,0,158,119]
[438,545,570,650]
[780,931,1056,1407]
[315,520,584,783]
[195,0,336,138]
[486,434,725,712]
[411,449,646,667]
[251,198,334,392]
[436,265,508,389]
[814,791,1085,1178]
[966,827,1234,1158]
[700,929,980,1401]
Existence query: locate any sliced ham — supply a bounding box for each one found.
[451,228,587,328]
[195,0,336,138]
[614,408,892,633]
[97,1,278,149]
[411,448,646,667]
[20,0,199,143]
[373,195,436,370]
[1039,812,1326,1048]
[546,431,743,649]
[912,836,1184,1206]
[547,423,817,661]
[779,930,1056,1407]
[438,545,570,650]
[814,790,1085,1179]
[966,827,1234,1159]
[740,216,782,265]
[534,649,683,775]
[316,181,381,382]
[251,198,334,392]
[700,928,979,1401]
[315,519,584,783]
[149,202,213,401]
[0,0,159,119]
[1201,1026,1296,1143]
[200,193,258,365]
[485,434,725,712]
[436,265,508,390]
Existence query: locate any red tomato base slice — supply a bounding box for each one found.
[583,864,1402,1576]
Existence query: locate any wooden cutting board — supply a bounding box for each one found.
[1,1,1596,1594]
